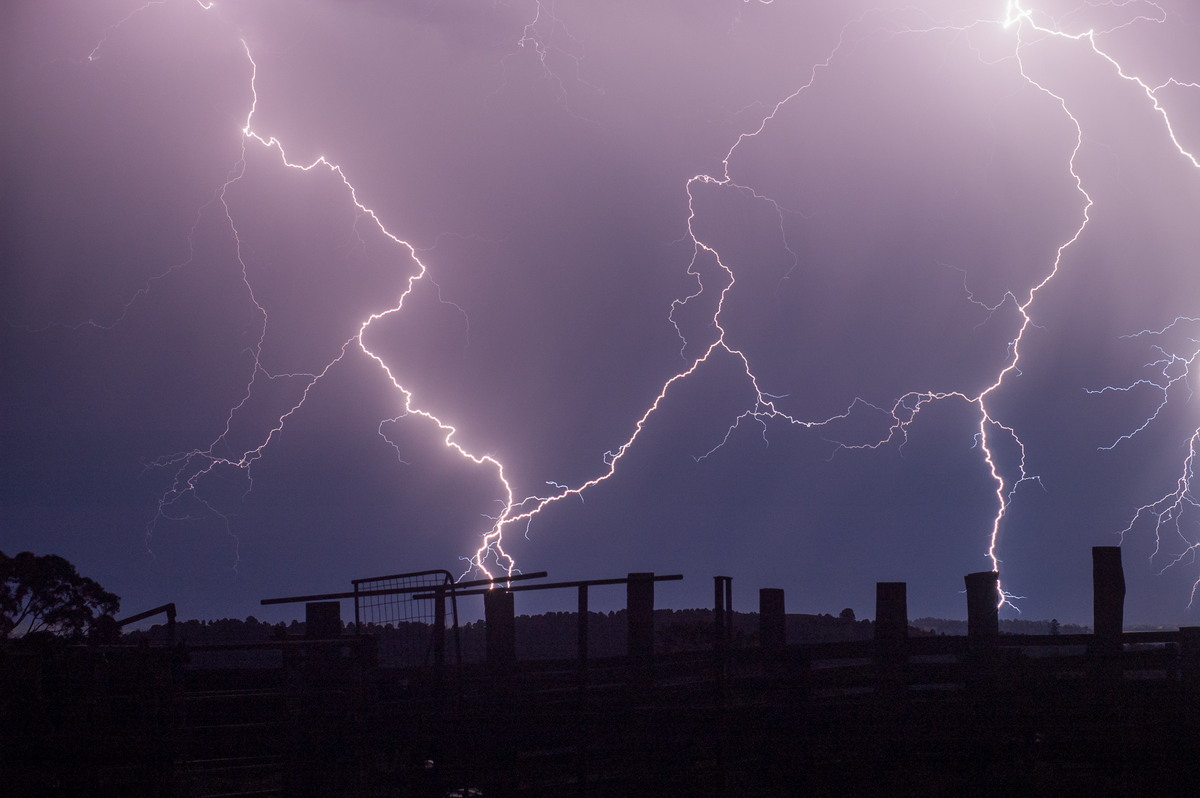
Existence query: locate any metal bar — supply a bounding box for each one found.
[451,590,462,667]
[433,586,446,667]
[578,584,589,666]
[413,573,683,600]
[116,603,177,627]
[261,571,548,605]
[353,582,361,635]
[350,568,452,587]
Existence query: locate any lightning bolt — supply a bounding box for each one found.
[161,33,526,577]
[66,1,517,576]
[62,0,1200,607]
[508,0,602,113]
[1095,317,1200,602]
[1015,3,1200,603]
[481,2,1088,604]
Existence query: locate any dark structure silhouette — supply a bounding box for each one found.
[0,550,120,640]
[758,587,785,653]
[964,570,1000,647]
[9,547,1200,796]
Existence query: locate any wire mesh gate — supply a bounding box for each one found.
[352,569,458,667]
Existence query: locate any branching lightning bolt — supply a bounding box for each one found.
[1021,2,1200,602]
[162,33,526,577]
[1096,316,1200,601]
[463,1,1095,602]
[75,1,517,576]
[73,0,1200,604]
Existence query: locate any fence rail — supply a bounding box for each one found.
[12,550,1200,796]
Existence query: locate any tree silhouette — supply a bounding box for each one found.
[0,551,120,641]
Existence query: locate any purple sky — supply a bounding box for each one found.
[5,0,1200,626]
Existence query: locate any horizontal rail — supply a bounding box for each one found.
[413,573,684,600]
[260,571,548,605]
[117,602,176,627]
[351,568,452,586]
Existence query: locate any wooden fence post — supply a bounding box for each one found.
[627,572,655,682]
[714,576,733,666]
[1180,627,1200,685]
[875,582,908,642]
[1180,626,1200,748]
[305,601,342,640]
[964,571,999,653]
[874,582,908,694]
[432,587,446,668]
[759,588,786,654]
[1092,546,1125,658]
[484,589,516,668]
[1091,546,1125,702]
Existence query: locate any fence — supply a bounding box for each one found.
[23,547,1200,796]
[352,569,453,667]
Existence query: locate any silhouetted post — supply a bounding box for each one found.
[1092,546,1125,658]
[962,571,1000,785]
[306,601,342,639]
[578,584,590,670]
[714,576,733,659]
[297,602,349,796]
[875,582,908,642]
[480,589,517,792]
[432,586,446,668]
[1181,627,1200,684]
[964,573,1001,709]
[1090,547,1125,698]
[712,575,734,787]
[964,571,1000,704]
[353,583,361,634]
[964,571,1000,653]
[759,588,786,654]
[484,589,516,668]
[576,584,590,796]
[1180,627,1200,750]
[874,582,908,695]
[627,572,655,682]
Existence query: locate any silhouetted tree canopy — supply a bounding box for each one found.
[0,551,120,641]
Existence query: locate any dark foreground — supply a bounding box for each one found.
[4,634,1200,797]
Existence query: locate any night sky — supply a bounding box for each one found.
[5,0,1200,627]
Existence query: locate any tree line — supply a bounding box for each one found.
[0,551,119,643]
[4,552,1100,656]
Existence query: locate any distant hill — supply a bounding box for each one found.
[126,611,1118,668]
[124,608,875,665]
[912,617,1091,636]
